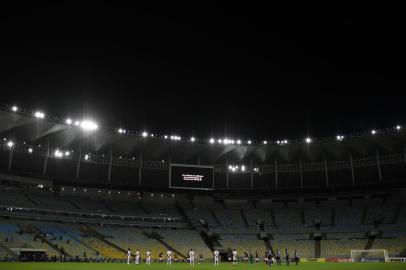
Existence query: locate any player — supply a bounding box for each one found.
[159,252,163,263]
[189,249,195,266]
[213,250,220,266]
[243,251,248,263]
[294,249,299,266]
[167,249,172,265]
[127,248,131,264]
[199,253,204,264]
[134,249,140,264]
[285,249,290,266]
[255,251,259,263]
[146,250,151,265]
[267,252,273,267]
[232,249,238,264]
[276,249,281,266]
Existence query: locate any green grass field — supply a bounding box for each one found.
[0,262,405,270]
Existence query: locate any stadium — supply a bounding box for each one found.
[1,2,406,270]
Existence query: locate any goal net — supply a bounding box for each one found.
[351,249,388,262]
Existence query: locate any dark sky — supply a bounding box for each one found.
[1,2,405,141]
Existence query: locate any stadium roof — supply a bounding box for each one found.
[1,104,405,164]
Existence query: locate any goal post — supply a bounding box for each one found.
[351,249,388,262]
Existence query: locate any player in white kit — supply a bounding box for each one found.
[146,250,151,265]
[135,249,140,264]
[189,249,195,266]
[213,250,220,266]
[167,250,172,265]
[232,249,238,264]
[127,248,131,264]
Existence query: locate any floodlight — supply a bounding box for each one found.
[210,138,215,144]
[305,137,312,143]
[80,120,98,131]
[190,137,195,142]
[371,130,376,135]
[11,106,18,112]
[142,131,148,137]
[7,141,14,148]
[66,118,72,125]
[34,111,45,118]
[54,149,63,158]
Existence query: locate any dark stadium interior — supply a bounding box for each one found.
[1,2,406,266]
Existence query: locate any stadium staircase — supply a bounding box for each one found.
[143,230,186,258]
[24,194,39,205]
[314,239,321,258]
[361,206,368,225]
[240,210,249,227]
[210,210,221,226]
[364,238,375,250]
[270,210,277,227]
[0,242,17,257]
[260,233,275,255]
[27,224,65,256]
[331,207,336,225]
[66,199,80,210]
[139,202,150,214]
[300,209,305,226]
[100,200,115,212]
[200,228,222,252]
[175,201,193,228]
[392,203,402,223]
[83,225,126,255]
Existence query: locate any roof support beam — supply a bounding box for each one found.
[274,160,278,189]
[75,146,81,179]
[8,135,15,170]
[250,159,254,190]
[350,155,355,185]
[376,150,382,183]
[299,160,303,188]
[138,151,143,186]
[42,139,49,175]
[107,147,112,184]
[325,159,329,186]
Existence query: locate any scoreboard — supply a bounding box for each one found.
[169,164,214,190]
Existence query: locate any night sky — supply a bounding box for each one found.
[1,3,405,142]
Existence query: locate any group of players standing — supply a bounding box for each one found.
[126,248,221,266]
[126,248,299,266]
[264,249,300,266]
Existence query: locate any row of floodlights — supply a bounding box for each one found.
[8,104,403,145]
[60,187,176,198]
[3,139,73,157]
[11,105,98,131]
[228,165,260,173]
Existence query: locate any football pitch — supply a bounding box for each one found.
[0,262,405,270]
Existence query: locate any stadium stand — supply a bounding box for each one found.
[1,185,406,261]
